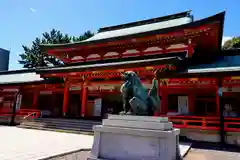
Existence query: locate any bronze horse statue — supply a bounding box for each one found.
[120,71,160,116]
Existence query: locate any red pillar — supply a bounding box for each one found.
[81,86,88,117]
[62,81,69,116]
[216,86,220,116]
[32,91,39,109]
[160,89,168,114]
[188,93,195,114]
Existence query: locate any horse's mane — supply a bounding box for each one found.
[120,71,146,93]
[130,75,144,88]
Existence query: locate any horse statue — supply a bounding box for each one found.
[120,71,160,116]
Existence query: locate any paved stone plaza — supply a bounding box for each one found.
[55,148,240,160]
[185,148,240,160]
[0,126,93,160]
[1,126,239,160]
[0,125,191,160]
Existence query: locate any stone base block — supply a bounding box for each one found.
[88,115,181,160]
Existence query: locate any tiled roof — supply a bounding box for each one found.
[84,15,192,42]
[0,72,43,85]
[39,11,224,52]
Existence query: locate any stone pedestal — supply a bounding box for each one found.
[88,115,181,160]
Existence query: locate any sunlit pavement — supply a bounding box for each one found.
[185,146,240,160]
[0,126,93,160]
[1,126,238,160]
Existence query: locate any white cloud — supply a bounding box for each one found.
[30,8,36,13]
[222,36,232,46]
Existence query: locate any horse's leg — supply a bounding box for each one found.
[120,96,129,115]
[125,97,132,115]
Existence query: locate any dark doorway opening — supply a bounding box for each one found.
[68,93,81,118]
[53,93,64,117]
[37,94,54,117]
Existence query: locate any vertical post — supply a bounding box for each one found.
[216,87,220,115]
[81,86,88,117]
[164,92,169,114]
[217,78,225,145]
[159,79,167,115]
[188,93,194,114]
[154,79,161,116]
[32,90,39,109]
[52,93,56,117]
[160,89,164,114]
[161,89,168,114]
[10,91,19,126]
[62,81,69,117]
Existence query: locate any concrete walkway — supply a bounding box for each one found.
[0,126,93,160]
[0,126,191,160]
[185,148,240,160]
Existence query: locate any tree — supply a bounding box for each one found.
[223,37,240,50]
[72,31,94,42]
[19,29,94,68]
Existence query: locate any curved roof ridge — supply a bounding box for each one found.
[98,10,192,33]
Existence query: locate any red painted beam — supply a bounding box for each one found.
[62,81,69,116]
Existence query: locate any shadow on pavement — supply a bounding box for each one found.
[189,141,240,153]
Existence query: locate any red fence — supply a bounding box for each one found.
[161,115,240,132]
[0,109,41,119]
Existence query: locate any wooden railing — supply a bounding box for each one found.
[161,115,240,132]
[23,112,41,120]
[0,109,41,118]
[16,109,41,118]
[224,117,240,132]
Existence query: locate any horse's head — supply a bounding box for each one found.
[122,71,138,82]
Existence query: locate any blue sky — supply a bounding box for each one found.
[0,0,239,70]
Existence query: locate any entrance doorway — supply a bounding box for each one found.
[53,93,63,117]
[68,93,81,118]
[37,93,54,117]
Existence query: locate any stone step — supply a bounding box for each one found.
[21,120,100,127]
[0,116,11,124]
[18,118,101,134]
[19,124,94,135]
[19,123,93,131]
[0,115,11,119]
[31,118,101,124]
[19,122,94,130]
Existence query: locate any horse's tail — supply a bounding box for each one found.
[149,79,158,97]
[148,79,161,112]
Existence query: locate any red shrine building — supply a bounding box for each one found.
[0,11,240,145]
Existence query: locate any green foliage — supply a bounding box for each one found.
[19,29,94,68]
[223,37,240,50]
[72,31,94,42]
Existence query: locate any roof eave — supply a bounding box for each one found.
[0,78,61,86]
[36,56,182,75]
[0,80,44,86]
[40,11,225,53]
[157,66,240,79]
[0,68,36,75]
